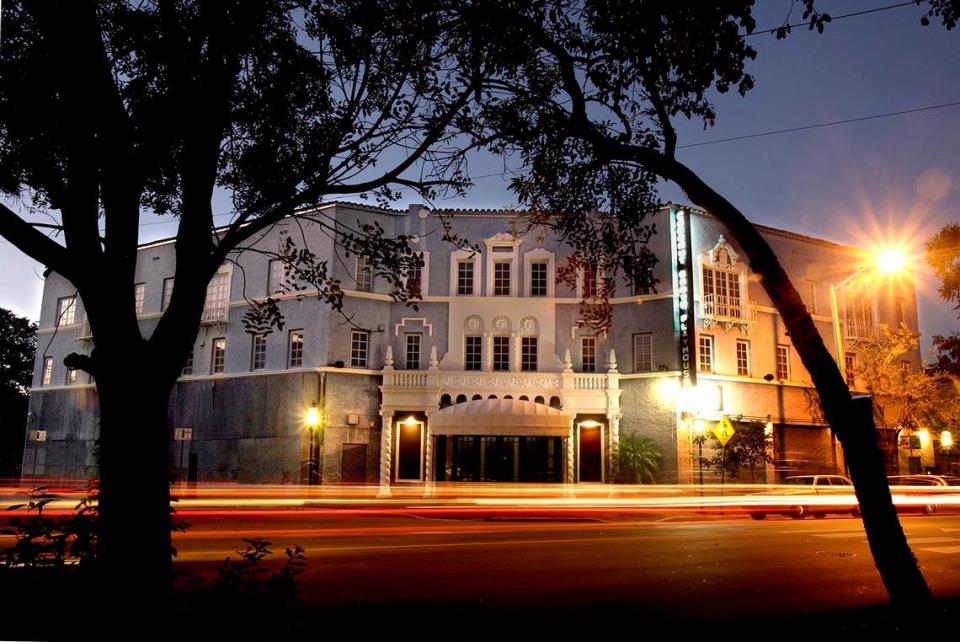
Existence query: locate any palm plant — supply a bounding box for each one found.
[615,433,662,484]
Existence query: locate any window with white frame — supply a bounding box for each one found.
[268,259,285,296]
[67,368,79,385]
[530,263,548,297]
[134,283,145,316]
[57,296,76,327]
[845,353,856,388]
[350,330,369,367]
[203,273,230,322]
[405,333,421,370]
[777,344,791,381]
[42,357,53,386]
[457,261,474,295]
[582,266,599,299]
[521,337,538,372]
[355,256,372,292]
[162,278,175,311]
[288,330,303,368]
[736,339,750,377]
[494,262,511,296]
[465,336,482,371]
[182,350,194,376]
[407,253,427,296]
[493,336,510,371]
[702,267,742,318]
[582,336,597,372]
[844,295,873,339]
[698,335,714,373]
[632,333,652,373]
[211,338,226,374]
[252,334,267,370]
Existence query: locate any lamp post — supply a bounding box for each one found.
[693,419,706,488]
[942,430,954,475]
[305,401,322,485]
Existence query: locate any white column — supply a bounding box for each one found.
[378,411,394,497]
[483,331,493,372]
[566,418,576,485]
[423,414,434,497]
[512,331,520,371]
[608,415,621,482]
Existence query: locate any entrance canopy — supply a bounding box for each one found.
[430,398,571,436]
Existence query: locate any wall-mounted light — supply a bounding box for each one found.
[579,419,603,429]
[305,402,321,429]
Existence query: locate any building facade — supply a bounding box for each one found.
[23,204,921,485]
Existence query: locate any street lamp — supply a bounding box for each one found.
[942,430,954,475]
[693,419,706,487]
[305,402,323,484]
[829,248,909,383]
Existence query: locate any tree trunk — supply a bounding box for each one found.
[657,157,932,608]
[95,363,176,624]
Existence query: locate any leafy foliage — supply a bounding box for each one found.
[926,222,960,310]
[0,307,35,475]
[848,324,960,433]
[213,537,307,606]
[1,483,99,569]
[705,421,772,482]
[614,433,662,484]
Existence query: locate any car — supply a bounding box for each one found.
[749,474,859,520]
[887,475,958,514]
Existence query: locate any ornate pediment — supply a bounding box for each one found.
[705,235,741,269]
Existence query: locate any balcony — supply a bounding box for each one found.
[200,306,228,325]
[701,294,757,333]
[844,321,879,342]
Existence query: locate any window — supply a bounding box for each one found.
[493,336,510,371]
[405,334,421,370]
[582,337,597,373]
[288,331,303,368]
[211,338,226,374]
[457,261,474,295]
[134,283,145,315]
[407,255,423,296]
[203,273,230,323]
[582,266,599,299]
[67,368,78,385]
[252,334,267,370]
[268,260,285,296]
[698,335,714,373]
[465,336,482,371]
[702,267,742,317]
[633,333,653,373]
[530,263,548,297]
[777,344,791,381]
[521,337,538,372]
[350,330,369,367]
[355,256,372,292]
[632,267,654,296]
[736,339,750,377]
[162,278,175,311]
[845,353,856,388]
[57,296,76,326]
[182,350,194,376]
[42,357,53,386]
[844,296,873,339]
[494,262,511,296]
[900,360,910,383]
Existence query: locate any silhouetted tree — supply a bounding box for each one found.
[0,308,36,476]
[459,0,945,607]
[0,0,487,621]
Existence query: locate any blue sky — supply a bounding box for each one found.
[1,1,958,354]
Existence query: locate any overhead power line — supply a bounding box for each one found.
[677,100,960,149]
[747,1,917,37]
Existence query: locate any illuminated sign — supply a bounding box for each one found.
[674,208,697,387]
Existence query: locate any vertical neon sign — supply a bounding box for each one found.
[674,208,697,387]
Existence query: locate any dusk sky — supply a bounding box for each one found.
[1,0,958,353]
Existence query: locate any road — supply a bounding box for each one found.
[173,508,960,627]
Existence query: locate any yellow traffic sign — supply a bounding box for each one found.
[714,416,736,446]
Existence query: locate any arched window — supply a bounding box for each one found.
[519,395,529,401]
[488,394,498,400]
[549,396,562,409]
[439,394,452,409]
[456,394,467,404]
[504,395,513,400]
[534,395,545,405]
[472,394,482,401]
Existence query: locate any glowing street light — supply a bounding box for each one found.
[305,402,323,484]
[830,247,911,383]
[942,430,954,449]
